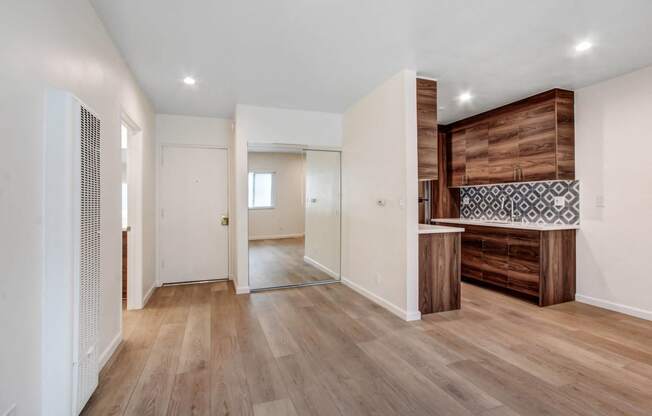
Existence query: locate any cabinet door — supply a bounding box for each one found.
[518,100,556,181]
[465,122,489,185]
[482,230,509,287]
[449,129,467,187]
[417,79,438,180]
[461,230,484,280]
[508,230,540,296]
[488,113,521,183]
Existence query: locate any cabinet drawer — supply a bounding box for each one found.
[508,270,539,296]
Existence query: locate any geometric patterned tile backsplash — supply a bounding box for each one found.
[460,180,580,225]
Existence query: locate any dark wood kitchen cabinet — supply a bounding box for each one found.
[437,222,575,306]
[419,231,462,314]
[417,78,438,180]
[449,129,467,187]
[445,89,575,186]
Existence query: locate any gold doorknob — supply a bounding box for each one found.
[220,216,229,226]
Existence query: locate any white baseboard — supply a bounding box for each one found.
[341,277,421,322]
[575,294,652,321]
[248,233,304,241]
[142,283,156,307]
[236,285,250,294]
[99,332,122,370]
[303,255,339,279]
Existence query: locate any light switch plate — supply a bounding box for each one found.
[596,195,605,208]
[553,196,566,207]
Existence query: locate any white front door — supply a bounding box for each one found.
[160,146,229,284]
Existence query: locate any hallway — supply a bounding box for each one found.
[83,281,652,416]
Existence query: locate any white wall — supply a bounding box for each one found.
[304,150,341,277]
[156,114,232,147]
[0,1,156,414]
[155,114,235,279]
[341,69,419,321]
[236,104,343,147]
[248,152,305,239]
[575,65,652,320]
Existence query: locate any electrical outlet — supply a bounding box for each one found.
[462,196,470,205]
[553,196,566,207]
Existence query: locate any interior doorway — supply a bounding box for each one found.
[121,123,130,306]
[121,113,144,310]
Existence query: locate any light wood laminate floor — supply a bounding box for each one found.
[83,281,652,416]
[249,237,333,289]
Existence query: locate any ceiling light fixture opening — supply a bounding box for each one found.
[458,92,473,103]
[183,76,196,85]
[575,40,593,53]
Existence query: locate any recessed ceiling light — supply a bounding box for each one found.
[183,76,196,85]
[458,92,473,103]
[575,41,593,52]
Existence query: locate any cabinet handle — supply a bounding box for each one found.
[518,166,523,181]
[513,166,517,181]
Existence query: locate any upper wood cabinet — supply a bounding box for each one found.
[446,89,575,187]
[417,78,438,180]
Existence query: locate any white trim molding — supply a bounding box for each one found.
[248,233,304,241]
[235,285,250,294]
[303,255,339,279]
[98,332,122,370]
[142,283,157,308]
[575,294,652,321]
[341,277,421,322]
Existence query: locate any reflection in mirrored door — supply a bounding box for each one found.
[248,146,341,290]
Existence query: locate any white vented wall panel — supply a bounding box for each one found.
[76,107,101,411]
[43,91,101,415]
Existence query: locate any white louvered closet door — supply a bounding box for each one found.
[76,106,101,413]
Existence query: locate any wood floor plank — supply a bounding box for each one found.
[253,398,299,416]
[209,289,253,416]
[124,323,185,416]
[84,281,652,416]
[166,286,211,416]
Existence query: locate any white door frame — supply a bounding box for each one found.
[156,143,230,286]
[120,111,144,311]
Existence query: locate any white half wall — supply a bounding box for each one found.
[0,1,155,414]
[248,152,305,240]
[575,65,652,320]
[341,69,419,321]
[155,114,235,280]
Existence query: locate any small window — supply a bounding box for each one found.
[248,172,275,209]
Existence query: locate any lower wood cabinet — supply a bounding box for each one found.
[419,232,461,314]
[437,223,575,306]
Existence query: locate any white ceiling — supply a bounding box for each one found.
[91,0,652,123]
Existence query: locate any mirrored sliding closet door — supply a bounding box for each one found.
[247,146,341,290]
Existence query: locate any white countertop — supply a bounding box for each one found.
[419,224,465,234]
[432,218,580,231]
